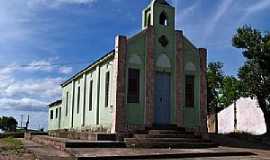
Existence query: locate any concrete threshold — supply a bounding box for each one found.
[69,148,256,160]
[65,140,126,148]
[77,152,255,160]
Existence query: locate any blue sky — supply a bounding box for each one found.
[0,0,270,130]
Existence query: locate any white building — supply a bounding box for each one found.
[218,97,267,135]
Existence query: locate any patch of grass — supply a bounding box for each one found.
[0,137,23,154]
[3,137,23,148]
[0,132,25,138]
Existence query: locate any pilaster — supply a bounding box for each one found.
[199,48,209,139]
[70,81,75,129]
[144,26,155,127]
[111,35,127,133]
[96,66,101,125]
[175,30,184,127]
[81,73,87,127]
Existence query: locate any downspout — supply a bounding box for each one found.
[82,73,87,127]
[58,107,61,129]
[71,81,75,128]
[96,65,101,125]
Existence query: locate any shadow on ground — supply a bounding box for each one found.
[210,133,270,150]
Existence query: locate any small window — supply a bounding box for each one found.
[147,14,151,26]
[56,108,58,118]
[89,80,93,111]
[50,110,53,120]
[105,72,110,107]
[77,86,80,113]
[59,107,61,118]
[127,68,140,103]
[185,75,195,107]
[160,12,168,26]
[65,92,69,116]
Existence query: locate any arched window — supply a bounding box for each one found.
[156,54,171,68]
[159,11,168,26]
[185,75,195,107]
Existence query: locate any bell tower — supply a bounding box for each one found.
[142,0,175,31]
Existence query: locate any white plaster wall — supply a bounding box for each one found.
[218,103,234,134]
[218,97,267,135]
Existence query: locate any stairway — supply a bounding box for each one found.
[28,135,126,152]
[125,126,217,149]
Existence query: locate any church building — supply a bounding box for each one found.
[48,0,208,137]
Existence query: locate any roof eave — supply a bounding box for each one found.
[48,100,62,108]
[61,50,115,87]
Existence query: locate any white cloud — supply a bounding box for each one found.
[55,0,96,4]
[27,0,96,8]
[0,59,73,75]
[4,78,63,98]
[25,60,54,72]
[246,0,270,14]
[0,59,69,112]
[0,98,48,111]
[0,0,97,53]
[59,66,73,74]
[0,65,15,78]
[176,0,200,24]
[0,1,35,44]
[240,0,270,21]
[204,0,234,38]
[0,76,63,111]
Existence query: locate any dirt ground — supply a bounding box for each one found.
[0,138,35,160]
[1,135,270,160]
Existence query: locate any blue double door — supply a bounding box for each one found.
[154,72,171,125]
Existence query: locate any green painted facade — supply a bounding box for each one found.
[183,37,201,128]
[48,0,202,132]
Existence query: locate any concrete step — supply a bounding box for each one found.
[31,135,66,151]
[30,135,126,150]
[147,124,186,131]
[126,141,218,148]
[134,133,197,139]
[48,130,117,141]
[148,130,189,135]
[65,141,126,148]
[96,134,117,141]
[22,139,73,160]
[74,150,255,160]
[125,137,204,143]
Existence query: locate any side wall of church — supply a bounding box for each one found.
[54,55,115,132]
[48,104,62,131]
[62,83,72,129]
[97,59,114,130]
